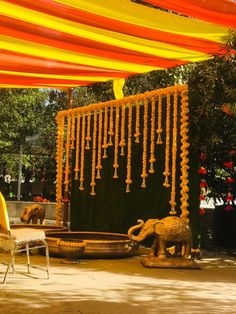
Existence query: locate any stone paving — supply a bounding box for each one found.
[0,250,236,314]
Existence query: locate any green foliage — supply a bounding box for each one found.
[186,30,236,202]
[188,55,236,153]
[0,88,48,149]
[0,88,58,180]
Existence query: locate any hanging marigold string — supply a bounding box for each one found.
[119,103,126,156]
[141,97,149,188]
[169,90,178,215]
[163,92,171,188]
[70,112,75,149]
[126,104,133,193]
[85,111,91,149]
[74,114,81,180]
[64,115,71,193]
[96,108,103,179]
[113,104,120,178]
[108,105,114,146]
[149,96,156,174]
[102,106,109,158]
[179,87,190,222]
[156,95,163,144]
[79,113,86,191]
[134,100,140,143]
[55,113,65,225]
[90,110,98,195]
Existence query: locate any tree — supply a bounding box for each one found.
[0,88,48,178]
[187,31,236,203]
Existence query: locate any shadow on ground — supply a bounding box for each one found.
[0,250,236,314]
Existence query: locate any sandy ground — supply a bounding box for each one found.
[0,249,236,314]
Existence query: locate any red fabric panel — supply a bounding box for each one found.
[143,0,236,29]
[0,49,131,76]
[0,74,93,85]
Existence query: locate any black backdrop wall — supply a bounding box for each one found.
[69,95,200,247]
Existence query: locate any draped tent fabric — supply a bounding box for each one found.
[143,0,236,29]
[0,0,234,88]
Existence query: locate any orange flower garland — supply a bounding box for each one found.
[79,113,86,191]
[90,111,98,195]
[163,91,171,188]
[156,95,163,144]
[134,100,140,143]
[141,97,149,188]
[149,97,156,174]
[108,105,114,146]
[125,104,133,192]
[55,113,65,225]
[179,87,190,222]
[85,111,91,149]
[102,106,109,158]
[96,108,103,179]
[64,115,71,193]
[119,103,126,156]
[74,114,81,180]
[169,90,178,215]
[113,104,120,178]
[70,112,75,149]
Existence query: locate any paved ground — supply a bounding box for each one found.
[1,249,236,314]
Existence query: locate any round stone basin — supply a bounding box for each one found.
[45,231,139,258]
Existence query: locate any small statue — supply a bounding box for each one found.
[20,204,46,224]
[128,216,192,259]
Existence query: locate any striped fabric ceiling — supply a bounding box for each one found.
[0,0,235,88]
[143,0,236,29]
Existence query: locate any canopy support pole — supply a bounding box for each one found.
[17,144,23,201]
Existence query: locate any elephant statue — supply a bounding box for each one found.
[20,204,46,224]
[128,216,192,259]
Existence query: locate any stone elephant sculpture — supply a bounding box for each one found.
[128,216,192,259]
[20,204,46,224]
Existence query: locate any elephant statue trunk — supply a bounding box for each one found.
[128,219,145,241]
[127,216,192,259]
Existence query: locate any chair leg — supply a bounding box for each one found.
[2,263,11,284]
[11,249,15,273]
[43,240,50,279]
[2,246,17,284]
[26,242,30,274]
[2,240,50,283]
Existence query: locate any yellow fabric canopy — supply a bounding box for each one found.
[0,0,234,88]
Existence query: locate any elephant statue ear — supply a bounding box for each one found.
[154,221,164,234]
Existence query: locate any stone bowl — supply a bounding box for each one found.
[45,231,139,258]
[57,238,86,259]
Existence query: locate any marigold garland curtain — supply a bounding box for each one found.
[0,0,232,88]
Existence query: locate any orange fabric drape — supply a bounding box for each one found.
[0,0,232,88]
[143,0,236,29]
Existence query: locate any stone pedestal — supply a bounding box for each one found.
[141,256,201,269]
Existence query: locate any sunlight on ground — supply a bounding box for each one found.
[0,253,236,314]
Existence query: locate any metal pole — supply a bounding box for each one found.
[17,144,23,201]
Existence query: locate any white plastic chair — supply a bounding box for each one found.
[0,192,49,283]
